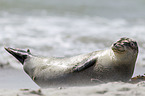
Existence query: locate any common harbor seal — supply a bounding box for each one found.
[5,37,138,88]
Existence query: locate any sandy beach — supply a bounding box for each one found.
[1,79,145,96]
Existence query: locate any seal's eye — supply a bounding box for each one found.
[130,42,135,48]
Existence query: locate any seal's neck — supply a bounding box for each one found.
[110,48,137,78]
[110,49,137,80]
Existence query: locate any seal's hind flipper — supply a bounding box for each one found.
[72,59,97,72]
[4,47,31,65]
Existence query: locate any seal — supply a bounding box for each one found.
[5,37,138,88]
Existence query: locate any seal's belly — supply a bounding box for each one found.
[34,73,95,88]
[33,65,131,88]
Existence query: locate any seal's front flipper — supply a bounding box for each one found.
[72,59,97,72]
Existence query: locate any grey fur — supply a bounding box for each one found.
[5,37,138,88]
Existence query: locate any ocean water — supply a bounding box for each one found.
[1,0,145,69]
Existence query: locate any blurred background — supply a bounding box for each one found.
[1,0,145,69]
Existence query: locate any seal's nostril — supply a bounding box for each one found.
[114,43,117,46]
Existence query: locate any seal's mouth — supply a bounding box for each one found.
[112,44,125,53]
[112,37,138,53]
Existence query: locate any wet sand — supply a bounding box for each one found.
[0,67,39,89]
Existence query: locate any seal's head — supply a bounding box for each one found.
[112,37,138,55]
[111,38,138,82]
